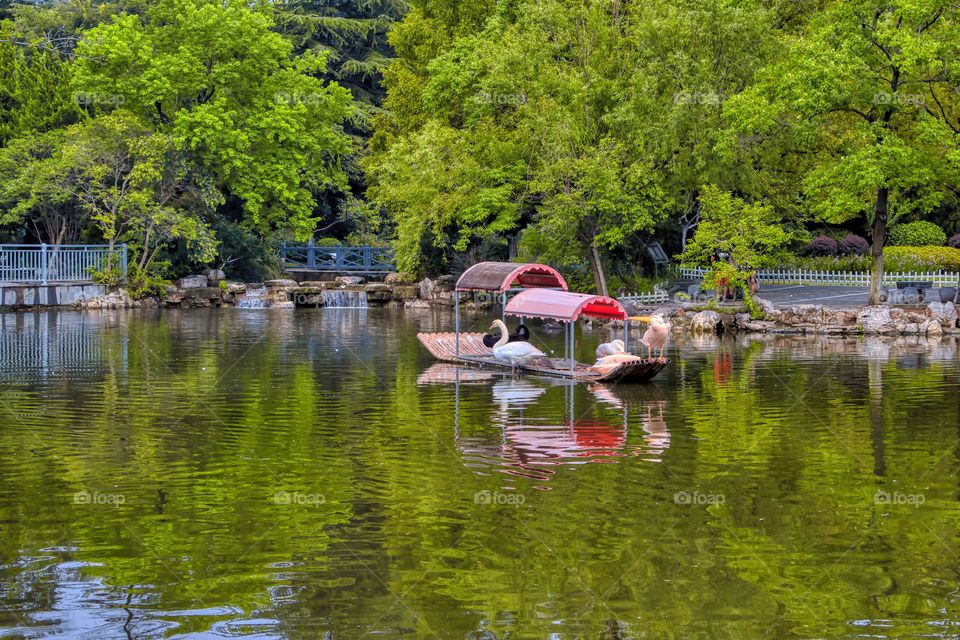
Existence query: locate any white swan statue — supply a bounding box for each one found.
[488,319,553,371]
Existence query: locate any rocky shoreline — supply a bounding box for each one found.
[42,272,960,339]
[73,271,482,311]
[666,297,960,337]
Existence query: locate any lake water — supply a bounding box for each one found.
[0,309,959,639]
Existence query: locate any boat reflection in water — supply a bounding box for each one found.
[418,363,671,482]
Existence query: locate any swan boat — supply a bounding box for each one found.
[416,262,669,383]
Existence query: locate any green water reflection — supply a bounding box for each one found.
[0,309,959,639]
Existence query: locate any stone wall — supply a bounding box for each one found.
[676,297,960,338]
[68,272,475,310]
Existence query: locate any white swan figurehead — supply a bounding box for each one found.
[489,319,553,370]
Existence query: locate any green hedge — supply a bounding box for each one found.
[888,221,947,247]
[781,246,960,272]
[884,246,960,271]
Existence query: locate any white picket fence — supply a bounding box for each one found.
[679,267,960,288]
[620,285,670,304]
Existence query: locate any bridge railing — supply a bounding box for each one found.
[281,245,395,273]
[0,244,127,284]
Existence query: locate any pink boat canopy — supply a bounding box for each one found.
[455,262,569,292]
[504,288,628,322]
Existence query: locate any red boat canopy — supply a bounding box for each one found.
[455,262,568,292]
[504,289,627,322]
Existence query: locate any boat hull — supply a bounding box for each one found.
[417,332,668,383]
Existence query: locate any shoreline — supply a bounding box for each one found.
[2,275,959,339]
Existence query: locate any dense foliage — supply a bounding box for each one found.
[888,221,948,247]
[2,0,960,291]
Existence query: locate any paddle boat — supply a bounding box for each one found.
[416,262,669,383]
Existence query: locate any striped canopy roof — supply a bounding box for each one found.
[455,262,568,292]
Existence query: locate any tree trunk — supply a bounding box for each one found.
[587,243,608,297]
[868,187,888,306]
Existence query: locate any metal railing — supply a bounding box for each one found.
[281,245,395,273]
[679,267,960,288]
[0,244,127,284]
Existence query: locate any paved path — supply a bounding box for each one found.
[755,284,869,308]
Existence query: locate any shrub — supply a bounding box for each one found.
[839,234,869,255]
[948,234,960,249]
[808,236,838,256]
[883,246,960,271]
[778,247,960,272]
[888,221,947,247]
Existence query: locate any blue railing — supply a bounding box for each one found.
[281,245,395,273]
[0,244,127,284]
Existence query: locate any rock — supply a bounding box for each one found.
[203,269,226,283]
[299,281,328,288]
[268,301,295,310]
[392,285,420,301]
[227,282,247,294]
[434,275,456,291]
[734,313,751,328]
[177,275,208,289]
[690,310,721,334]
[384,272,416,285]
[923,319,944,337]
[780,304,825,326]
[404,299,431,309]
[743,320,778,332]
[927,301,958,328]
[753,296,779,320]
[335,276,364,286]
[419,278,436,300]
[901,323,920,335]
[857,306,897,334]
[364,283,393,303]
[265,279,298,288]
[164,292,185,305]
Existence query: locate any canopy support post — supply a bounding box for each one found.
[623,319,629,353]
[570,322,575,373]
[454,291,461,358]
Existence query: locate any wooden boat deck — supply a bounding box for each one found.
[417,332,668,383]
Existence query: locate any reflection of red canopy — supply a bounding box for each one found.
[455,262,568,292]
[505,289,627,322]
[504,421,627,460]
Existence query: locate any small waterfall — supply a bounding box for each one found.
[236,287,269,309]
[321,289,368,309]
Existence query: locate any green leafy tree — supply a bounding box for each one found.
[726,0,960,304]
[71,0,355,241]
[681,185,795,269]
[0,111,217,271]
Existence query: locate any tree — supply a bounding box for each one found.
[680,185,795,268]
[71,0,355,241]
[726,0,960,304]
[0,111,217,270]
